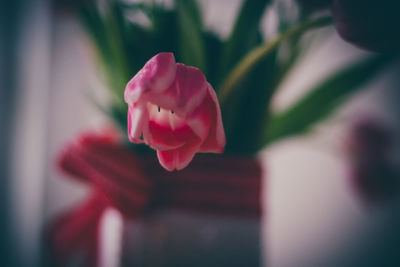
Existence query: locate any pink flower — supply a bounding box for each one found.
[124,52,226,171]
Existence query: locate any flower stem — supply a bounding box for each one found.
[217,15,333,103]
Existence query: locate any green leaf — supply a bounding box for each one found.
[219,0,271,79]
[104,2,131,87]
[150,8,180,56]
[203,31,223,87]
[263,54,395,146]
[79,3,113,66]
[79,2,131,103]
[223,51,277,155]
[218,15,333,102]
[175,0,206,73]
[122,6,179,72]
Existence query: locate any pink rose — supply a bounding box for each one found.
[124,52,226,171]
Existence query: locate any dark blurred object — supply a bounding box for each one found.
[0,0,25,266]
[296,0,331,11]
[347,118,400,203]
[350,161,399,203]
[51,0,86,14]
[349,118,392,157]
[332,0,400,52]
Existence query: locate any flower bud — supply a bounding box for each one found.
[124,53,226,171]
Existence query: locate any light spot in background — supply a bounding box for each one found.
[99,209,124,267]
[200,0,242,39]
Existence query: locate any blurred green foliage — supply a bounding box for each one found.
[263,55,395,146]
[75,0,393,155]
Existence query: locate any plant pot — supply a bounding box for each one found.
[50,133,264,267]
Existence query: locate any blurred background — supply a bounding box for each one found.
[1,0,400,266]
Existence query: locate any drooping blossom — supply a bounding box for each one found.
[124,52,226,171]
[332,0,400,52]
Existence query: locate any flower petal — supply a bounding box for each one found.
[173,63,207,117]
[176,137,202,170]
[145,79,179,112]
[127,104,148,144]
[199,84,226,153]
[157,149,177,172]
[185,97,212,142]
[147,120,185,150]
[124,52,176,105]
[157,126,202,171]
